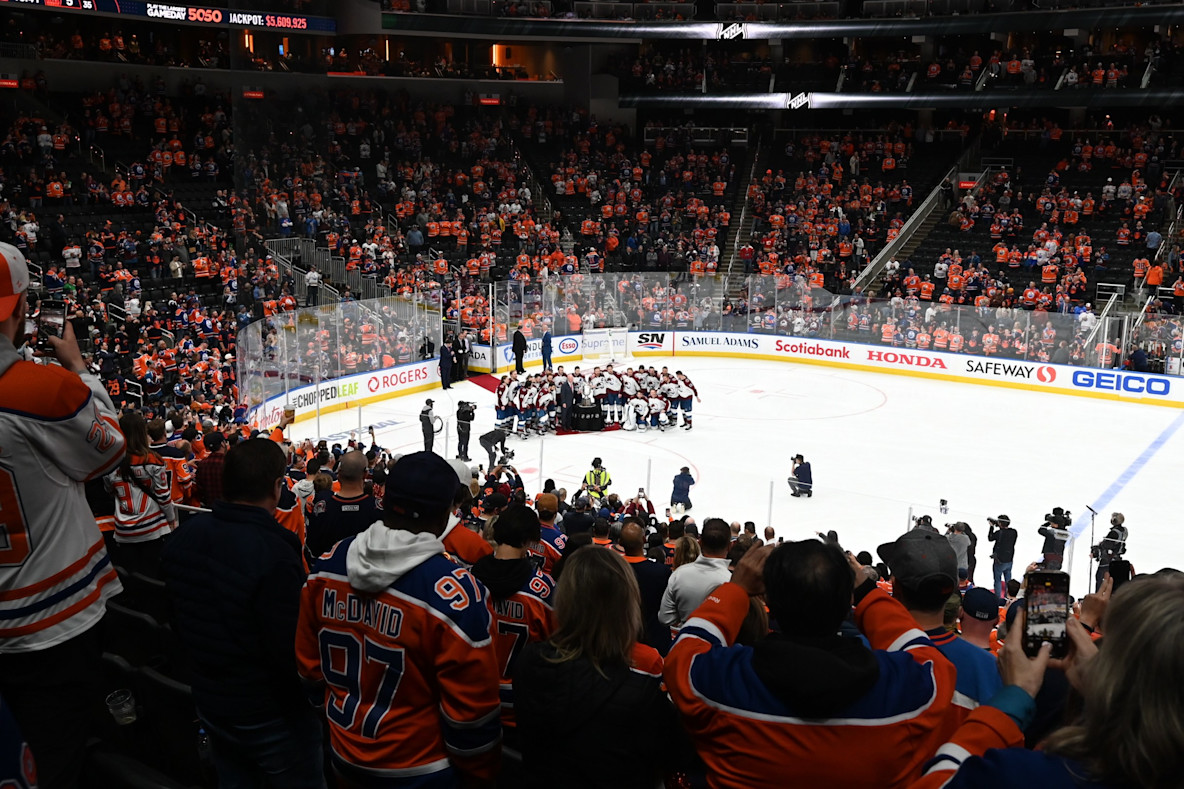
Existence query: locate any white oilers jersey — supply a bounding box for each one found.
[647,395,668,414]
[105,458,176,543]
[622,375,639,396]
[603,371,622,392]
[0,344,127,654]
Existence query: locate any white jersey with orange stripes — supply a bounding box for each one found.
[104,455,177,543]
[0,336,127,653]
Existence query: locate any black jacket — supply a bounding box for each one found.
[161,502,308,724]
[512,330,528,355]
[988,524,1018,562]
[515,642,682,788]
[629,557,672,655]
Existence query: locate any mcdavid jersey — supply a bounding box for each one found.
[485,568,556,729]
[528,525,566,576]
[105,455,176,543]
[0,353,126,653]
[296,542,502,784]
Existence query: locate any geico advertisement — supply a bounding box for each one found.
[251,360,439,426]
[629,331,1182,405]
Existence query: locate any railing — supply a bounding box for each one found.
[642,126,750,146]
[715,1,839,18]
[575,0,692,17]
[0,43,37,61]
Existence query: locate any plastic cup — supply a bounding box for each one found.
[106,689,137,725]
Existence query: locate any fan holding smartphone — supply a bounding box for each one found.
[1023,570,1071,659]
[35,298,67,353]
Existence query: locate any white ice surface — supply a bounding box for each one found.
[294,356,1184,598]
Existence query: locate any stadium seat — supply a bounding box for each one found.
[102,601,169,670]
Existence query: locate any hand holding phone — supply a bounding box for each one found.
[1023,570,1071,659]
[36,300,66,352]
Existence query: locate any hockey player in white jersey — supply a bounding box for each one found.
[675,370,701,430]
[624,391,650,431]
[589,366,608,422]
[602,364,623,424]
[646,389,670,430]
[621,368,640,399]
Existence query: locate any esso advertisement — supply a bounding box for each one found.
[250,359,437,428]
[558,337,579,355]
[627,331,1184,408]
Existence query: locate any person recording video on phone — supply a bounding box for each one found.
[1092,512,1129,592]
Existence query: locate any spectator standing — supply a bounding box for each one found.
[920,574,1184,788]
[665,541,958,788]
[470,505,556,747]
[304,266,321,306]
[670,466,695,511]
[621,521,672,655]
[104,411,178,575]
[296,452,502,787]
[305,451,380,559]
[987,514,1017,598]
[162,440,326,789]
[659,518,732,630]
[512,325,527,373]
[515,547,681,789]
[194,431,227,506]
[0,244,127,789]
[440,338,454,390]
[879,530,1002,723]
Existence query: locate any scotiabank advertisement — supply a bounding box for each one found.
[249,359,439,428]
[628,331,1183,408]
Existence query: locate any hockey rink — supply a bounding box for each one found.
[295,356,1184,597]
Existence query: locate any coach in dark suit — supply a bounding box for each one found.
[512,326,527,373]
[558,374,575,430]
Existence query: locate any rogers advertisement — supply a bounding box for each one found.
[249,359,438,429]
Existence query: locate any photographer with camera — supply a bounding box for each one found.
[788,454,812,498]
[479,423,510,472]
[1091,512,1129,592]
[456,401,475,462]
[1038,507,1072,570]
[987,514,1017,598]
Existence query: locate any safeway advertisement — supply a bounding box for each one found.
[628,331,1183,407]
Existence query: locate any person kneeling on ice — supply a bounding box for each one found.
[789,454,813,497]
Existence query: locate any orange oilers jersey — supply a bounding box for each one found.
[153,443,195,504]
[0,355,127,652]
[664,583,957,789]
[441,519,494,568]
[296,540,502,784]
[472,561,556,730]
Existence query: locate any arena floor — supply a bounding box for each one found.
[297,356,1184,597]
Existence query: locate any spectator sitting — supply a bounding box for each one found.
[664,541,958,787]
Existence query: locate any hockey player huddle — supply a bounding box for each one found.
[493,365,701,435]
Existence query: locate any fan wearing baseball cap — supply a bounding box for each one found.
[296,451,502,786]
[0,240,129,788]
[878,530,1002,724]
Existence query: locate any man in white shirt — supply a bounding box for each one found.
[659,518,733,629]
[304,267,322,307]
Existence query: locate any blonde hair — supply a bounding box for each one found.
[673,534,701,569]
[547,547,641,672]
[1044,573,1184,787]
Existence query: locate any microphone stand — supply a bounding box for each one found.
[1086,505,1097,590]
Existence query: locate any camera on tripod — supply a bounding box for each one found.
[1043,507,1072,529]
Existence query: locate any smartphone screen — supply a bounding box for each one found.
[1024,571,1070,659]
[38,299,67,338]
[1109,559,1133,593]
